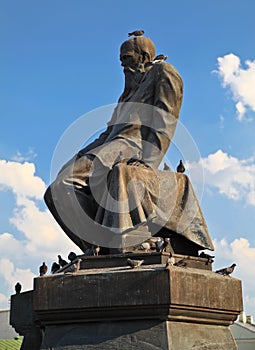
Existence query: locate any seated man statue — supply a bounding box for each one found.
[44,32,214,256]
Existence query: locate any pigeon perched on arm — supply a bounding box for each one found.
[215,263,236,277]
[58,255,68,267]
[39,262,48,276]
[177,160,185,173]
[128,30,144,37]
[15,282,22,294]
[127,258,144,269]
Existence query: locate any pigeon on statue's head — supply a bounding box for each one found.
[128,30,145,37]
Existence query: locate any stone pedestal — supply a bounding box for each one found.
[11,259,242,349]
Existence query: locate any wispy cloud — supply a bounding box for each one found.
[188,149,255,204]
[11,148,37,162]
[215,53,255,121]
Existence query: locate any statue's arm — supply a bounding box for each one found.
[142,63,183,168]
[77,125,113,156]
[57,123,113,175]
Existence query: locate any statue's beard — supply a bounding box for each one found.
[122,66,144,98]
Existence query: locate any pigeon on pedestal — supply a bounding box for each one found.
[177,160,185,173]
[58,255,68,267]
[39,262,48,276]
[165,253,175,268]
[15,282,22,294]
[51,262,60,274]
[127,258,144,269]
[215,263,236,277]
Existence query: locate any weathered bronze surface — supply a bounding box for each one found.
[44,33,214,254]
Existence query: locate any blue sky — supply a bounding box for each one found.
[1,0,255,316]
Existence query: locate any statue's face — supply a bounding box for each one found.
[120,43,141,70]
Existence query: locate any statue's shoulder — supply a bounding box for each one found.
[149,61,183,84]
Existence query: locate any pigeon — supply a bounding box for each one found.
[165,253,175,268]
[68,251,77,262]
[215,263,236,277]
[177,160,185,173]
[154,54,168,61]
[51,262,60,274]
[163,162,171,171]
[114,151,124,165]
[199,252,215,265]
[15,282,22,294]
[58,255,68,267]
[127,258,144,268]
[39,262,48,276]
[64,258,82,274]
[174,259,187,267]
[156,237,165,252]
[84,247,95,256]
[138,241,151,252]
[143,237,159,250]
[128,30,145,37]
[94,246,100,256]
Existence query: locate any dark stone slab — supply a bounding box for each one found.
[79,252,212,271]
[10,291,42,350]
[33,266,242,325]
[11,264,242,349]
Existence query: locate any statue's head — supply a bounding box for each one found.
[120,36,156,70]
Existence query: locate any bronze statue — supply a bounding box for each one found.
[44,32,214,255]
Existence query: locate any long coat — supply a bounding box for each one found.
[44,61,214,252]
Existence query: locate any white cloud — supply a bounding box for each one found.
[0,160,46,200]
[213,237,255,315]
[0,258,36,293]
[216,53,255,121]
[0,159,81,310]
[188,149,255,203]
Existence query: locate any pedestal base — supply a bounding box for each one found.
[11,262,242,349]
[40,321,237,350]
